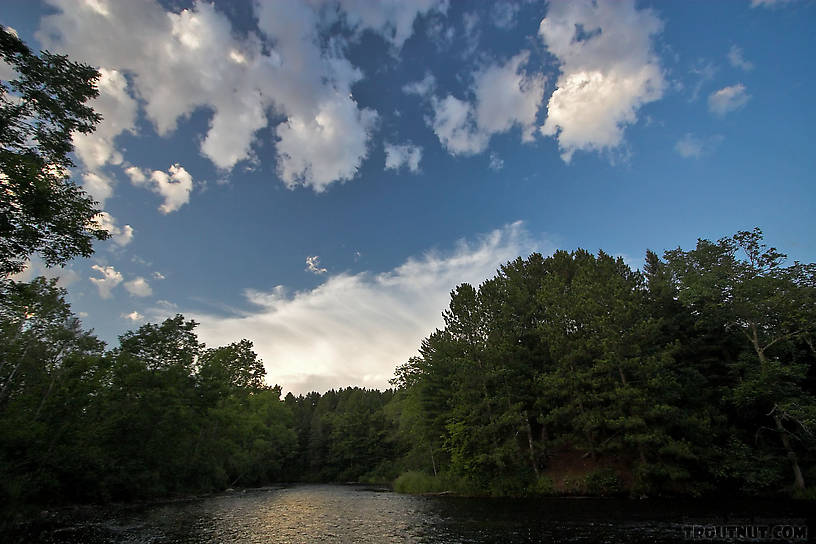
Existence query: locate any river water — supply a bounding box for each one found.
[7,484,813,543]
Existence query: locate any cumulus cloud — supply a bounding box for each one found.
[430,51,546,155]
[92,211,134,247]
[90,264,123,299]
[73,68,137,171]
[122,311,144,322]
[178,222,543,393]
[539,0,665,162]
[125,164,194,214]
[727,45,754,72]
[708,84,750,116]
[38,0,444,192]
[124,276,152,297]
[384,142,422,173]
[153,271,166,280]
[82,171,114,208]
[337,0,448,49]
[429,95,489,155]
[305,256,327,275]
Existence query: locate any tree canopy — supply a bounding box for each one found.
[0,25,107,277]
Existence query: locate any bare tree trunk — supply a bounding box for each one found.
[539,413,549,464]
[773,410,806,491]
[524,411,539,478]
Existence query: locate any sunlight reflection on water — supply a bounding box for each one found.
[9,484,813,544]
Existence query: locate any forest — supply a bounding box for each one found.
[2,228,815,512]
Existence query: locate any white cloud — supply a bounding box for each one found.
[539,0,665,162]
[92,211,134,247]
[82,171,114,208]
[461,12,481,57]
[688,59,718,102]
[727,45,754,72]
[0,27,19,80]
[474,52,544,142]
[674,133,704,159]
[305,256,327,275]
[274,96,379,192]
[126,164,193,213]
[0,58,17,81]
[674,133,724,159]
[751,0,795,7]
[708,84,750,116]
[430,51,546,155]
[122,311,144,322]
[489,152,504,171]
[39,0,443,192]
[384,142,422,173]
[73,68,137,171]
[90,264,123,299]
[430,95,488,155]
[10,256,80,288]
[402,73,436,97]
[124,276,152,297]
[181,222,543,393]
[153,271,166,280]
[337,0,448,49]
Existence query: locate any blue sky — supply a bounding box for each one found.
[3,0,815,393]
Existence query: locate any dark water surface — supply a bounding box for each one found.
[6,484,814,543]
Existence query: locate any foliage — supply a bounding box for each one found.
[0,26,108,276]
[389,229,815,497]
[584,468,623,497]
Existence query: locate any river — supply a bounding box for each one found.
[6,484,813,543]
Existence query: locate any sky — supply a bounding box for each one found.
[3,0,815,394]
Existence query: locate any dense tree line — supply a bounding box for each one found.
[389,229,816,497]
[3,228,813,512]
[0,283,297,506]
[0,279,403,508]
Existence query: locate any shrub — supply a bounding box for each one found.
[584,468,622,496]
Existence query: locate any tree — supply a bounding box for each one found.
[665,229,816,491]
[1,26,107,276]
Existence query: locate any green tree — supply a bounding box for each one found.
[0,277,109,505]
[665,229,816,491]
[1,26,107,276]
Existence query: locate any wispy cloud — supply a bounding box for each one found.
[489,152,504,171]
[176,222,546,394]
[674,133,724,159]
[708,84,750,116]
[727,45,754,72]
